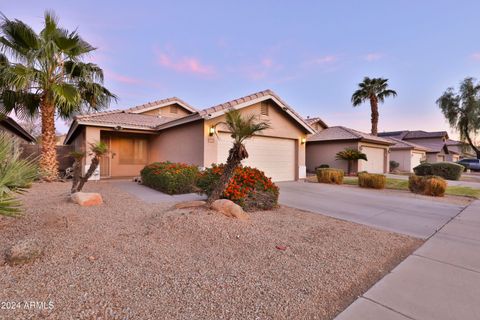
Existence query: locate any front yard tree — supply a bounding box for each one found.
[351,77,397,136]
[0,11,115,181]
[207,109,270,204]
[71,141,108,193]
[437,77,480,159]
[336,148,367,175]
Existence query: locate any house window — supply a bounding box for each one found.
[119,138,148,164]
[170,105,178,114]
[260,101,269,116]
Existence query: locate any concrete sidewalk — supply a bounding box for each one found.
[335,200,480,320]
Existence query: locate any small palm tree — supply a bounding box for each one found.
[336,148,367,175]
[207,109,270,204]
[71,141,108,193]
[0,131,38,216]
[351,77,397,135]
[0,11,116,181]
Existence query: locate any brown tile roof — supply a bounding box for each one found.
[386,137,430,151]
[305,116,328,128]
[307,126,394,145]
[75,111,176,129]
[126,97,196,113]
[379,130,449,139]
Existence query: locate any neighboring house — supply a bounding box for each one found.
[0,116,36,144]
[446,139,476,159]
[378,130,460,162]
[306,126,394,174]
[386,137,429,172]
[64,90,315,182]
[305,117,328,132]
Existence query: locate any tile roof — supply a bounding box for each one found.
[413,141,448,153]
[305,116,328,128]
[307,126,394,145]
[126,97,196,113]
[386,137,430,151]
[379,130,448,139]
[75,110,176,129]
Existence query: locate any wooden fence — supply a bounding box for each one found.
[20,144,75,172]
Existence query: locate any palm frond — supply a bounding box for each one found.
[224,109,270,143]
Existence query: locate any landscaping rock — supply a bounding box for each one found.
[71,192,103,206]
[211,199,249,220]
[5,239,44,266]
[174,201,206,209]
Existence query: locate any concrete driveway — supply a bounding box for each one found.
[277,181,466,239]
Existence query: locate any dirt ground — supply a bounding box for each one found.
[0,182,422,320]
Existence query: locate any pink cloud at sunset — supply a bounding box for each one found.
[364,52,383,61]
[155,50,216,76]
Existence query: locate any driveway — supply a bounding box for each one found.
[277,181,466,239]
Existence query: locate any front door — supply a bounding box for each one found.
[100,136,110,177]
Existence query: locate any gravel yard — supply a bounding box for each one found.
[0,182,421,319]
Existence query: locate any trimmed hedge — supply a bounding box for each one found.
[413,162,464,180]
[358,172,386,189]
[141,162,199,195]
[197,164,279,211]
[408,175,446,197]
[316,168,344,184]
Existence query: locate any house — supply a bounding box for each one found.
[0,116,36,143]
[446,139,476,159]
[306,126,394,174]
[378,130,460,162]
[305,117,328,132]
[64,90,315,182]
[386,137,429,172]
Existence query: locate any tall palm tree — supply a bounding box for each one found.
[207,109,270,204]
[0,11,115,181]
[351,77,397,136]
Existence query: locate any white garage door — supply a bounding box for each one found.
[411,152,424,171]
[359,146,385,173]
[217,133,296,181]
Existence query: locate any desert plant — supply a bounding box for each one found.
[141,162,199,195]
[351,77,397,135]
[315,164,330,170]
[413,162,464,180]
[0,11,116,181]
[70,141,108,193]
[358,172,386,189]
[0,132,38,216]
[207,109,270,204]
[389,160,400,172]
[409,175,446,197]
[197,164,279,211]
[335,148,367,175]
[316,168,344,184]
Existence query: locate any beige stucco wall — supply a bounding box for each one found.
[140,103,191,118]
[306,141,359,173]
[203,101,307,179]
[149,120,204,165]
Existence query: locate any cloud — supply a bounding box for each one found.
[105,70,142,85]
[471,52,480,60]
[236,57,283,81]
[155,49,216,76]
[307,55,338,65]
[364,53,383,61]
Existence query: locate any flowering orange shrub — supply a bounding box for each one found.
[141,162,199,194]
[197,164,279,211]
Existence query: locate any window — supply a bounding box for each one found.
[119,138,148,164]
[170,105,178,114]
[260,101,269,116]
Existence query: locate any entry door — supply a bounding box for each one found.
[100,136,110,177]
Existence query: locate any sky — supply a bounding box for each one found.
[2,1,480,137]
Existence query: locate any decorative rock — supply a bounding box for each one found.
[211,199,249,220]
[5,239,44,266]
[71,192,103,206]
[174,201,206,209]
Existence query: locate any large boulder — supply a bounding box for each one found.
[211,199,249,220]
[5,239,44,266]
[71,192,103,206]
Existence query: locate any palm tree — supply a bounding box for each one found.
[0,11,115,181]
[207,109,270,204]
[351,77,397,135]
[437,77,480,159]
[71,141,108,193]
[336,148,367,175]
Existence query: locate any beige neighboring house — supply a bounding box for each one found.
[306,126,394,174]
[0,116,36,144]
[386,137,429,172]
[64,90,315,182]
[305,117,328,132]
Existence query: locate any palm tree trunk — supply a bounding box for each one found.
[347,160,352,175]
[369,95,379,136]
[39,97,59,181]
[74,156,100,193]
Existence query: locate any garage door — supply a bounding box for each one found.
[411,152,424,171]
[359,146,385,173]
[217,133,296,181]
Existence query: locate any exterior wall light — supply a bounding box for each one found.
[301,137,306,144]
[209,126,216,136]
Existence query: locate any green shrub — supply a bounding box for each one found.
[413,162,464,180]
[141,162,199,195]
[197,164,279,211]
[389,160,400,172]
[315,164,330,170]
[316,168,344,184]
[358,172,386,189]
[409,175,446,197]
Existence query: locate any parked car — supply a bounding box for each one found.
[457,158,480,171]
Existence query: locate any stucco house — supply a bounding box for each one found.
[386,137,428,172]
[306,126,394,174]
[64,90,314,182]
[0,116,36,143]
[305,117,328,132]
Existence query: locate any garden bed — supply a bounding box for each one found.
[0,182,421,319]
